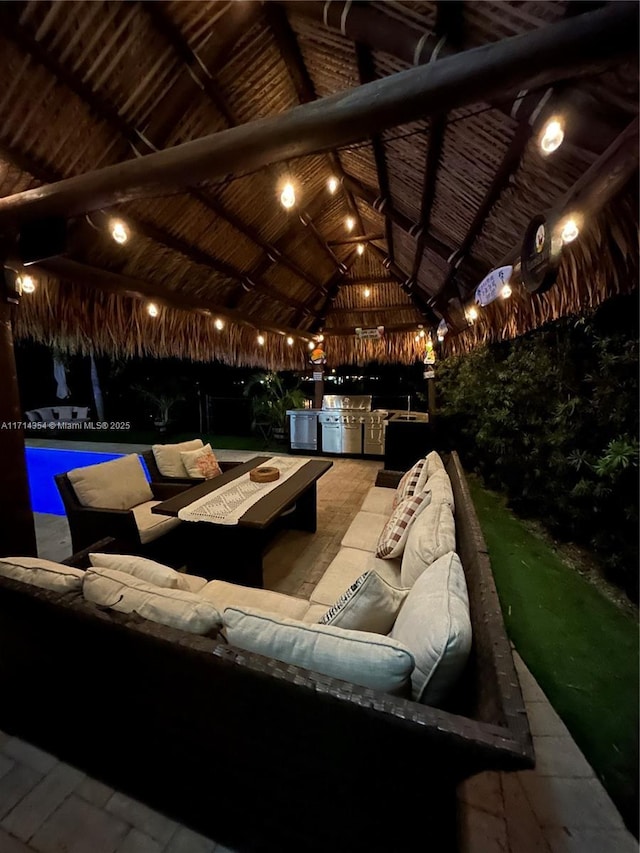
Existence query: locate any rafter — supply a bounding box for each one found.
[409,115,446,284]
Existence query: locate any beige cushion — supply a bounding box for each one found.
[131,501,181,544]
[68,454,153,510]
[152,439,203,478]
[319,571,408,634]
[224,607,415,694]
[88,552,206,593]
[200,580,308,620]
[341,511,389,552]
[391,551,471,705]
[360,486,396,516]
[400,500,457,587]
[427,469,455,511]
[310,547,402,606]
[0,557,84,593]
[302,603,328,623]
[425,451,445,479]
[376,492,431,559]
[180,444,222,480]
[83,568,221,635]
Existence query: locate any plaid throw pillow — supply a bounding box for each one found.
[377,491,431,559]
[392,459,426,509]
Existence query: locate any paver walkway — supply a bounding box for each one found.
[5,445,635,852]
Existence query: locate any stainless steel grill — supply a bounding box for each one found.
[319,396,376,455]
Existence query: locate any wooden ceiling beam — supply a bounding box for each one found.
[341,276,398,285]
[0,2,636,225]
[409,115,446,283]
[328,233,384,245]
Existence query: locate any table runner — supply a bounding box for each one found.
[177,457,311,525]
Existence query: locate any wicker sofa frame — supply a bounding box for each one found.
[0,452,533,852]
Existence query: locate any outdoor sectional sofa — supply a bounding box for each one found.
[0,451,533,852]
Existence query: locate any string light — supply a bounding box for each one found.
[467,306,478,323]
[327,177,338,194]
[437,333,445,342]
[147,302,159,318]
[308,341,315,350]
[18,275,36,294]
[356,243,365,255]
[316,334,324,343]
[363,287,370,298]
[419,329,425,338]
[280,182,296,209]
[345,216,355,232]
[539,117,564,155]
[214,318,224,330]
[560,217,580,243]
[501,284,512,299]
[110,219,129,244]
[414,335,420,342]
[286,336,294,346]
[257,334,265,346]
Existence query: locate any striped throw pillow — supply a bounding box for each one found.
[376,491,431,559]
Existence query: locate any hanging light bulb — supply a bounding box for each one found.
[316,334,324,343]
[437,333,445,342]
[257,333,265,346]
[419,329,425,338]
[560,217,580,244]
[363,287,371,299]
[286,336,294,346]
[19,274,36,294]
[214,318,224,330]
[356,243,365,256]
[147,302,159,318]
[280,182,296,209]
[501,283,512,299]
[345,216,355,232]
[110,219,129,244]
[308,340,315,350]
[467,306,478,323]
[327,176,338,194]
[539,117,564,155]
[414,335,420,343]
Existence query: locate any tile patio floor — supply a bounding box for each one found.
[3,443,635,852]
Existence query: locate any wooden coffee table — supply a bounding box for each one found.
[151,456,332,587]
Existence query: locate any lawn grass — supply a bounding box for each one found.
[468,475,639,834]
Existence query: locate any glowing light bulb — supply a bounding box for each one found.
[356,243,365,256]
[147,302,159,317]
[414,335,420,343]
[214,318,224,330]
[286,336,294,346]
[345,216,355,232]
[19,275,35,294]
[363,287,370,299]
[437,333,444,342]
[327,177,338,194]
[501,284,512,299]
[308,341,315,350]
[316,334,324,343]
[110,219,129,244]
[257,334,265,346]
[280,182,296,209]
[539,118,564,155]
[419,329,425,338]
[561,218,579,243]
[467,306,478,323]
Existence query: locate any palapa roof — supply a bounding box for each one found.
[0,0,638,367]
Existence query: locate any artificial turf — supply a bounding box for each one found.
[468,475,639,835]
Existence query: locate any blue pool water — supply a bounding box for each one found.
[26,447,149,515]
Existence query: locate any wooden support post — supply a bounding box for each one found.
[313,365,325,410]
[0,286,37,557]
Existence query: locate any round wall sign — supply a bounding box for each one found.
[521,214,561,294]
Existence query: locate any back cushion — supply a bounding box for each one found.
[224,607,415,694]
[83,568,221,635]
[425,451,445,479]
[89,552,197,592]
[67,454,152,510]
[0,557,84,593]
[400,500,456,587]
[391,551,471,706]
[152,439,203,478]
[426,468,455,512]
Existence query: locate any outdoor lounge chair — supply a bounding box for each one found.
[141,445,241,488]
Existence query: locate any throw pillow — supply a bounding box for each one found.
[392,459,426,509]
[223,607,415,694]
[152,439,203,478]
[83,568,221,635]
[0,557,84,593]
[425,451,445,479]
[320,571,408,634]
[376,491,431,559]
[400,500,456,587]
[391,551,471,705]
[88,552,206,593]
[180,444,222,480]
[67,454,153,510]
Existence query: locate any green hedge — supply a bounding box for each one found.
[436,295,639,601]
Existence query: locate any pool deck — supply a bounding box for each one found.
[4,441,635,852]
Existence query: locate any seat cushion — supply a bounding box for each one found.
[83,568,221,635]
[131,501,182,544]
[0,557,84,593]
[224,607,415,694]
[89,552,205,593]
[391,551,471,705]
[152,439,203,478]
[302,603,328,623]
[67,454,153,510]
[400,500,457,587]
[200,580,309,620]
[341,511,389,552]
[310,548,401,606]
[180,444,222,480]
[319,571,408,634]
[376,492,431,559]
[360,486,396,516]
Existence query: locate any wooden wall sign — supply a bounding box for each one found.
[521,214,562,294]
[355,326,384,339]
[475,265,513,306]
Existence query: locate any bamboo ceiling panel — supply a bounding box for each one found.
[289,14,360,98]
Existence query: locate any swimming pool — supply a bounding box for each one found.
[26,447,149,515]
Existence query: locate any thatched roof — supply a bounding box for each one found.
[0,1,638,366]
